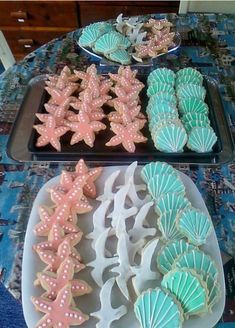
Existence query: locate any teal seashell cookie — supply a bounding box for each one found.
[161,268,209,318]
[108,49,131,65]
[141,162,175,183]
[176,208,212,245]
[205,273,221,311]
[134,288,184,328]
[184,120,210,133]
[78,28,102,48]
[154,192,191,216]
[174,249,218,280]
[177,84,206,100]
[178,98,209,115]
[150,120,183,137]
[158,209,184,242]
[181,113,210,125]
[153,124,187,153]
[148,113,179,130]
[147,173,185,201]
[176,75,203,88]
[115,33,131,49]
[148,68,176,86]
[94,32,120,54]
[147,82,175,97]
[187,126,217,152]
[176,68,203,83]
[149,92,177,106]
[99,22,114,34]
[147,100,177,116]
[157,240,196,274]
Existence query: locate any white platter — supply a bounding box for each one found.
[22,165,225,328]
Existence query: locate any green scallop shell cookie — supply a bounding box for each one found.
[153,124,187,153]
[187,126,217,152]
[141,162,175,183]
[154,192,191,216]
[149,114,179,130]
[158,209,184,242]
[108,49,131,65]
[161,268,209,318]
[134,288,184,328]
[147,82,175,97]
[184,120,210,133]
[176,68,203,83]
[147,68,176,86]
[177,84,206,100]
[205,273,221,311]
[157,240,196,274]
[150,120,182,138]
[149,92,177,106]
[147,173,185,200]
[176,75,203,88]
[177,207,212,245]
[181,113,210,125]
[178,98,209,115]
[78,28,102,48]
[147,100,177,116]
[174,249,218,280]
[94,32,121,54]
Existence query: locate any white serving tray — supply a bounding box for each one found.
[22,166,225,328]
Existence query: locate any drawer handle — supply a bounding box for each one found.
[18,39,34,48]
[10,11,28,22]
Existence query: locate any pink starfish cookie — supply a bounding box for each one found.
[112,85,140,103]
[31,284,89,327]
[106,121,147,153]
[36,239,85,273]
[65,111,106,147]
[68,106,105,122]
[34,204,79,236]
[45,85,77,105]
[33,223,83,254]
[74,64,99,89]
[37,258,92,300]
[73,159,102,199]
[33,116,69,151]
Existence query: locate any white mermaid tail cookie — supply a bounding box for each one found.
[96,170,120,202]
[108,184,138,229]
[91,277,127,328]
[128,201,156,243]
[111,231,135,300]
[86,228,118,287]
[132,238,160,295]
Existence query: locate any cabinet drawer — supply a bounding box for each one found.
[0,1,78,28]
[2,29,69,58]
[78,1,179,27]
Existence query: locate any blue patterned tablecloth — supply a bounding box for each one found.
[0,13,235,326]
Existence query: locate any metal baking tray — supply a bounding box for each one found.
[7,74,234,165]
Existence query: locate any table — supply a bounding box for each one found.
[0,13,235,327]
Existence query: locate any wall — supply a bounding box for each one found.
[180,0,235,14]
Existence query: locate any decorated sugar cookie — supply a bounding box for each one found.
[87,228,118,287]
[132,238,160,295]
[108,184,138,229]
[33,116,69,151]
[111,232,134,300]
[34,204,79,236]
[37,258,92,300]
[106,121,147,153]
[31,284,89,327]
[128,201,156,242]
[36,239,85,273]
[33,223,83,253]
[96,170,120,202]
[91,277,127,328]
[45,85,77,105]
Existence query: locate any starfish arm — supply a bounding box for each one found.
[50,189,64,205]
[84,131,95,147]
[110,122,125,135]
[106,135,123,147]
[33,221,51,236]
[33,124,48,135]
[59,171,74,190]
[122,139,136,153]
[133,133,147,143]
[65,232,83,247]
[75,159,88,174]
[70,131,84,145]
[55,127,70,137]
[31,296,52,314]
[90,121,106,132]
[71,279,92,296]
[50,138,62,152]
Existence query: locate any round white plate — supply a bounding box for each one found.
[22,166,225,328]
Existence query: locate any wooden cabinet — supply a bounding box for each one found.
[78,1,180,27]
[0,1,78,60]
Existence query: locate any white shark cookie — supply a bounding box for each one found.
[86,228,118,287]
[132,238,160,295]
[91,277,127,328]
